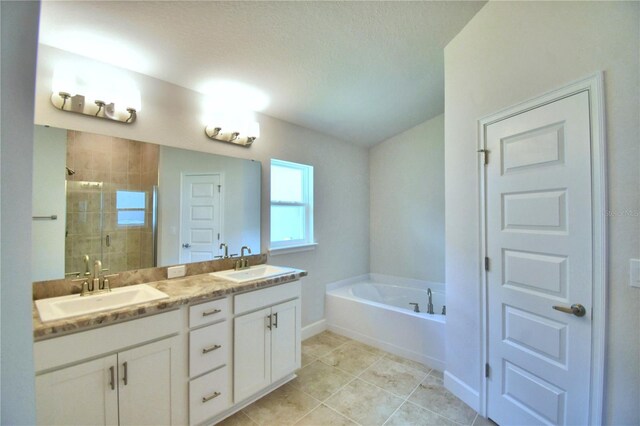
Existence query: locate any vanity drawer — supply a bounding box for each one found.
[189,297,229,328]
[234,281,301,315]
[190,321,228,377]
[189,366,230,426]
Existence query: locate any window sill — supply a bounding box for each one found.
[268,243,318,256]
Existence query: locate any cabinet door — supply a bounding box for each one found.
[36,355,118,426]
[233,307,271,402]
[271,298,301,382]
[118,336,180,426]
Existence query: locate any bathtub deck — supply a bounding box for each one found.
[218,331,493,426]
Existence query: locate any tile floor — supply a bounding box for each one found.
[218,331,494,426]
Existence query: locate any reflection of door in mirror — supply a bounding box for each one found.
[180,173,223,263]
[64,131,159,276]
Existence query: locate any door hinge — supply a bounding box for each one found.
[218,185,221,193]
[485,257,490,271]
[477,149,488,165]
[485,363,491,378]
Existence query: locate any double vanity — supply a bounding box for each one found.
[32,261,306,425]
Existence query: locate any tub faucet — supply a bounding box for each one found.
[427,288,434,314]
[409,302,420,313]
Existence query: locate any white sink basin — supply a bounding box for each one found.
[209,264,297,284]
[36,284,169,323]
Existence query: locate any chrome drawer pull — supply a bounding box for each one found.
[202,391,221,403]
[202,308,222,317]
[202,344,222,354]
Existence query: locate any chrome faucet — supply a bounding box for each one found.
[75,259,114,296]
[218,243,229,259]
[235,246,252,270]
[409,302,420,313]
[427,288,434,314]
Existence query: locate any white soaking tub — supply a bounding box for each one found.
[326,274,445,371]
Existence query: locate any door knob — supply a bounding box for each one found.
[182,243,191,248]
[552,303,586,317]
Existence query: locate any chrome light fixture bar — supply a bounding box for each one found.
[51,91,137,124]
[204,121,260,147]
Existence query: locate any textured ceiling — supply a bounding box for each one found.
[39,1,485,147]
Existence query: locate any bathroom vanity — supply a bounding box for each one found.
[32,266,305,426]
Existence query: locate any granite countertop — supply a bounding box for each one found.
[33,268,307,341]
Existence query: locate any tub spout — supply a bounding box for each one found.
[427,288,434,314]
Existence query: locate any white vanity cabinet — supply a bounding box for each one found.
[187,297,233,426]
[233,281,301,403]
[34,310,186,426]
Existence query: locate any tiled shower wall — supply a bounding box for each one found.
[65,130,158,275]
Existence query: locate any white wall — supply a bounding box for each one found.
[32,125,66,281]
[444,2,639,424]
[34,45,370,327]
[0,1,40,423]
[370,114,444,282]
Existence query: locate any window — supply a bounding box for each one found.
[116,190,146,226]
[270,159,314,251]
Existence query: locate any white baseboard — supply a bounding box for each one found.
[444,370,480,412]
[301,319,327,340]
[327,324,446,372]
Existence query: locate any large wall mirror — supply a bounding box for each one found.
[32,125,261,282]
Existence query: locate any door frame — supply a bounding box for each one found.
[478,73,607,424]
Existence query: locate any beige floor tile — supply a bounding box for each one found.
[320,342,383,375]
[384,353,432,373]
[344,339,387,356]
[301,352,317,368]
[385,401,457,426]
[428,369,444,380]
[291,360,353,401]
[359,357,427,397]
[242,383,320,425]
[216,410,257,426]
[472,414,498,426]
[294,404,356,426]
[325,378,403,425]
[408,375,477,425]
[321,330,351,344]
[302,332,348,358]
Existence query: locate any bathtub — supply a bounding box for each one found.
[326,274,445,371]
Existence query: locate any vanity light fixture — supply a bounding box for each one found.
[204,120,260,147]
[50,64,141,124]
[51,91,138,124]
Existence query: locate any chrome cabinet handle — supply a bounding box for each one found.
[202,308,221,317]
[266,314,272,330]
[202,344,221,354]
[552,304,586,317]
[273,312,278,329]
[122,362,128,385]
[109,366,115,390]
[202,391,221,403]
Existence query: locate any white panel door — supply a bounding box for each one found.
[118,336,179,425]
[486,92,593,425]
[234,307,271,402]
[180,174,221,263]
[36,355,118,425]
[270,299,301,382]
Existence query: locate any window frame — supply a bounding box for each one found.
[269,159,315,252]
